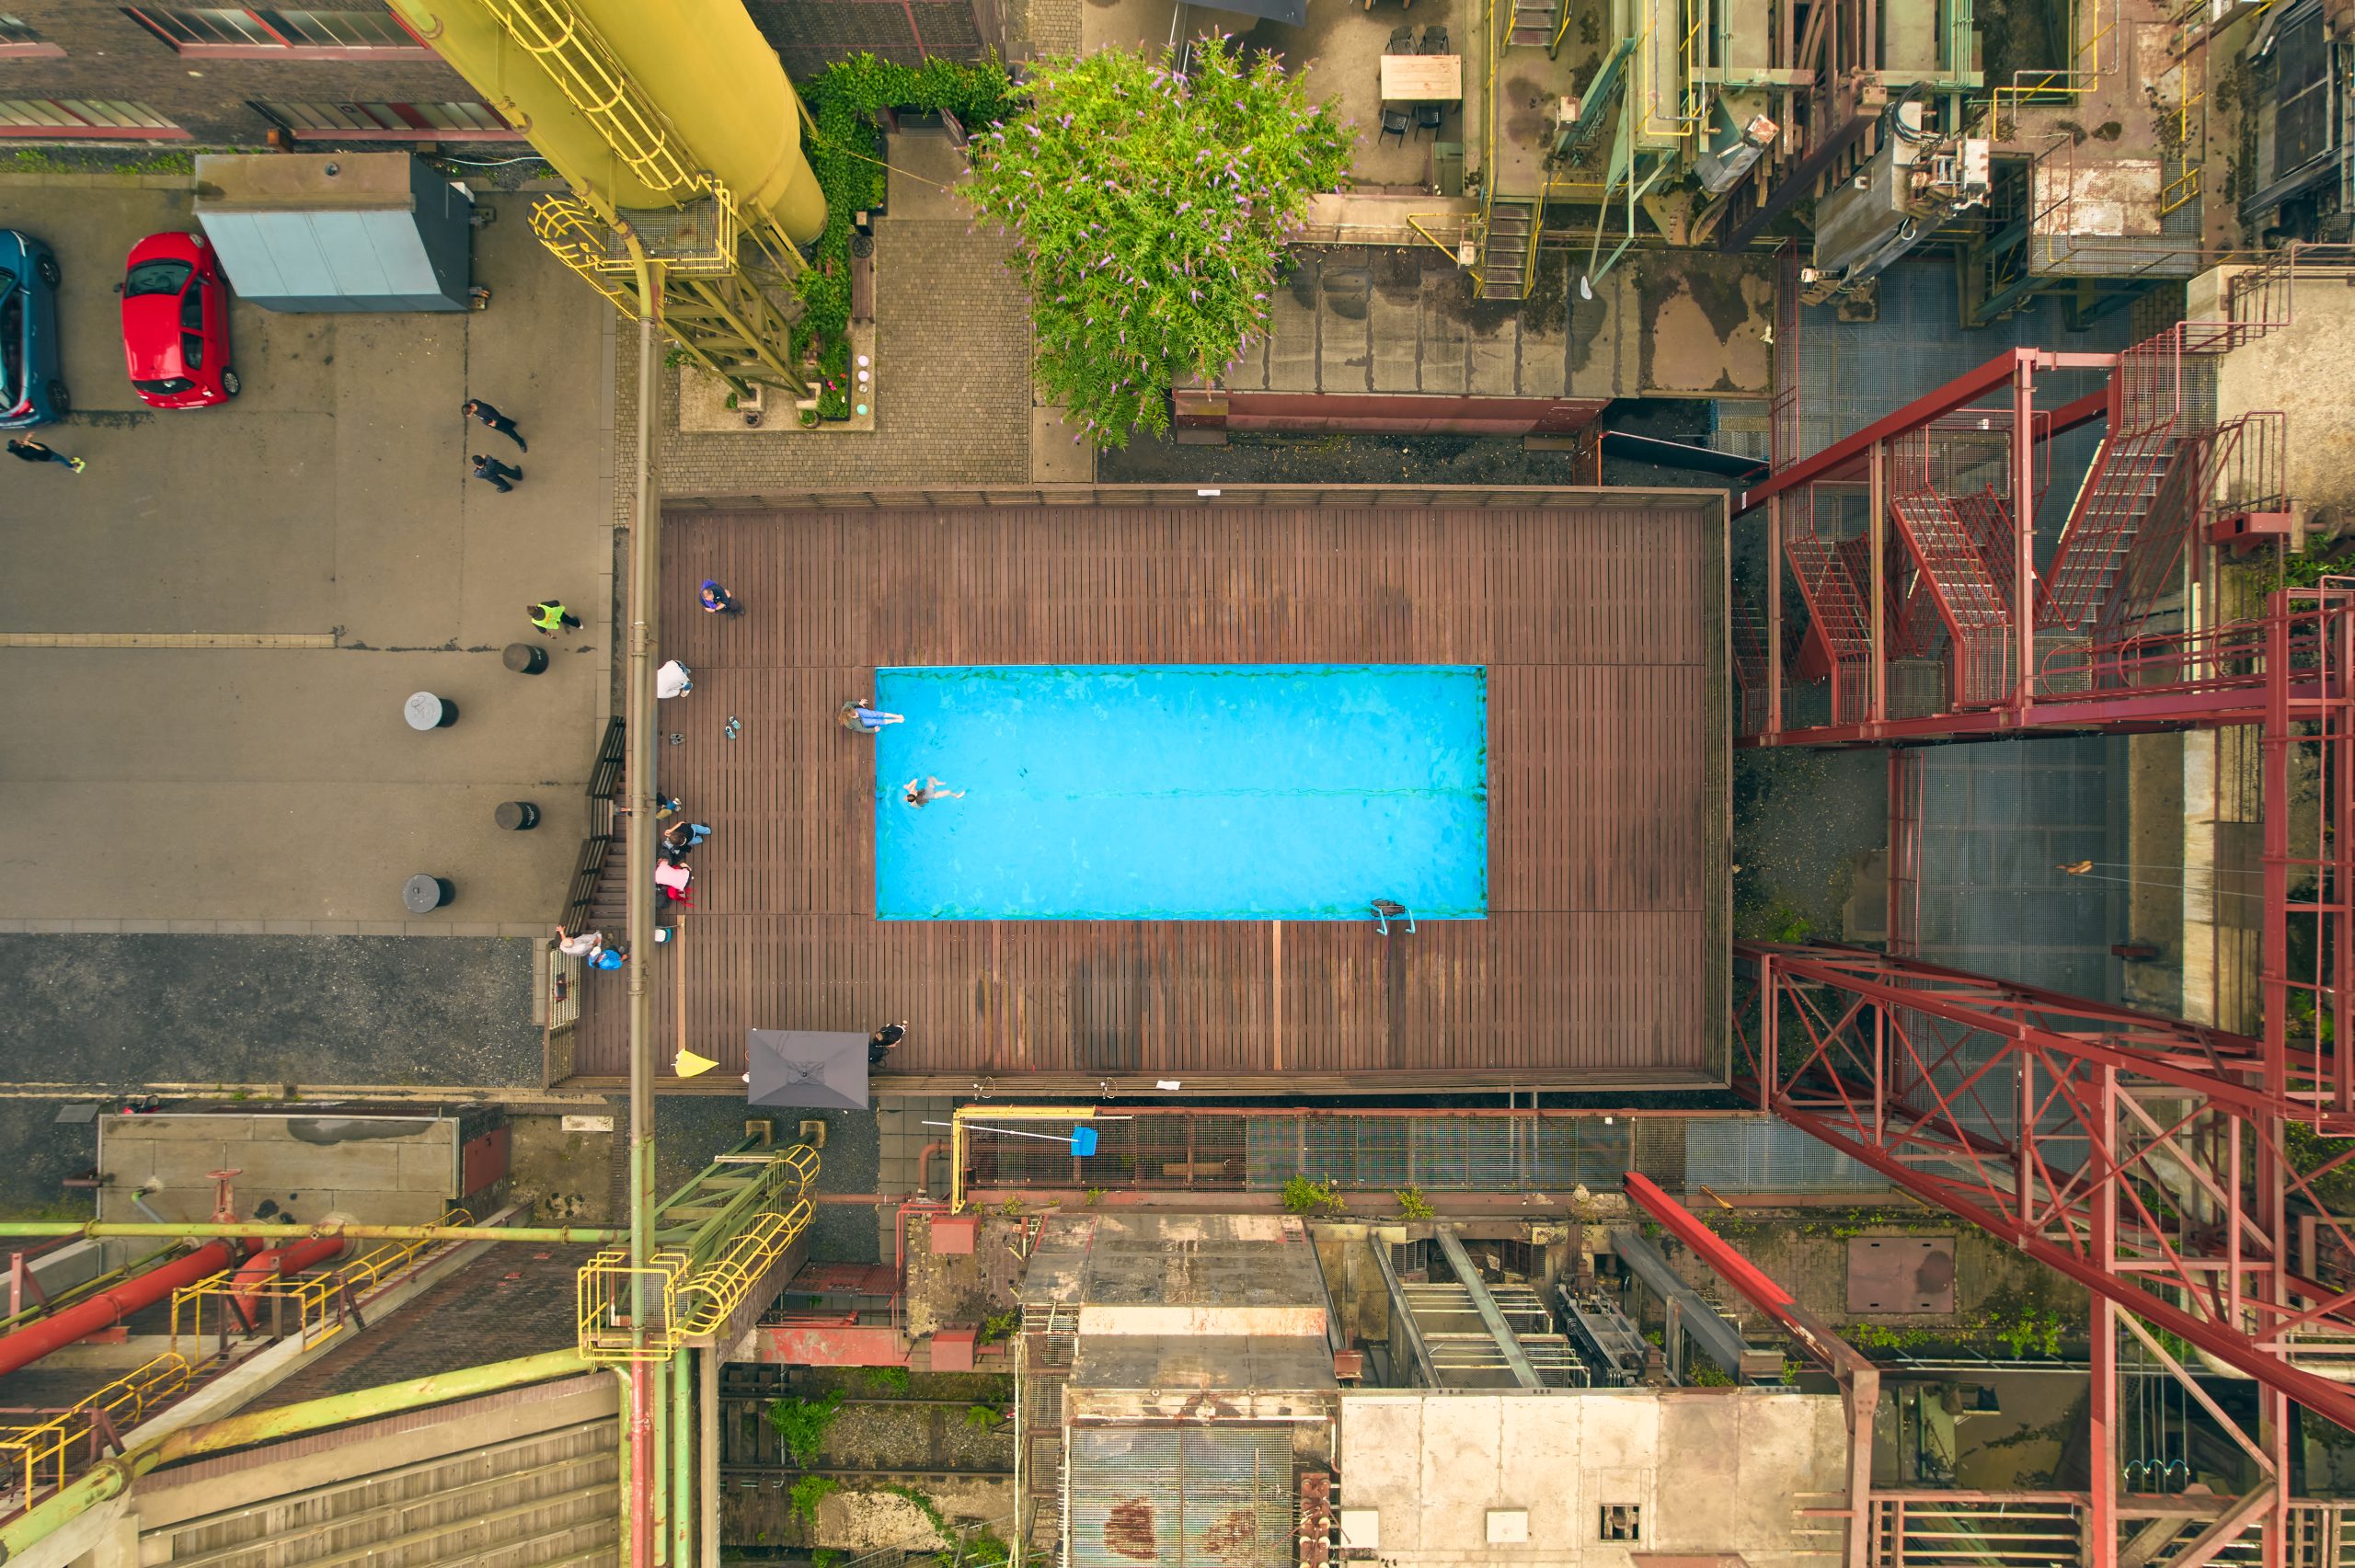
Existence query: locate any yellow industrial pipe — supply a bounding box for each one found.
[573,0,827,246]
[386,0,672,212]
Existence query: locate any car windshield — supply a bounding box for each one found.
[133,376,194,395]
[125,259,191,298]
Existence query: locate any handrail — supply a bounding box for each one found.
[1467,0,1507,292]
[169,1209,479,1358]
[0,1353,194,1508]
[1404,212,1467,261]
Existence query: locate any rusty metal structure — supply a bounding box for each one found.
[1736,244,2355,1562]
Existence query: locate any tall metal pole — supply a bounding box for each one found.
[672,1347,695,1568]
[626,246,667,1568]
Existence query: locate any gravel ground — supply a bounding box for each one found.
[0,934,543,1089]
[1735,750,1889,941]
[0,933,537,1215]
[0,1102,99,1219]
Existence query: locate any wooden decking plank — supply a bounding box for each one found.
[567,500,1729,1089]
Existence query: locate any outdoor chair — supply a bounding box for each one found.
[1379,106,1411,146]
[1416,102,1446,136]
[1386,24,1415,50]
[1420,24,1450,51]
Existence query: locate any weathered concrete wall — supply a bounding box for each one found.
[1338,1388,1846,1566]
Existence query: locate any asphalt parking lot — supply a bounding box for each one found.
[0,167,615,933]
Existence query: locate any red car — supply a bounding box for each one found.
[118,231,237,408]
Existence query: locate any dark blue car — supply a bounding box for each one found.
[0,230,65,429]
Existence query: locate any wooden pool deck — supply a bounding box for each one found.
[554,486,1729,1095]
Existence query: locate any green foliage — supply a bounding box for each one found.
[2287,1121,2355,1211]
[1987,1305,2067,1359]
[1763,901,1813,944]
[966,37,1353,446]
[979,1309,1018,1345]
[884,1483,953,1542]
[1394,1185,1435,1220]
[1687,1360,1735,1386]
[789,1474,839,1523]
[764,1391,842,1466]
[882,1484,1025,1568]
[1083,1186,1108,1206]
[2278,548,2344,590]
[965,1400,1005,1430]
[796,54,1015,348]
[813,1551,841,1568]
[865,1364,913,1393]
[1281,1174,1343,1214]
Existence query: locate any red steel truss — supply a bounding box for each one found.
[1735,941,2355,1561]
[1740,271,2296,749]
[1741,253,2355,1563]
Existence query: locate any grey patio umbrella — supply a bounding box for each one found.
[746,1029,870,1111]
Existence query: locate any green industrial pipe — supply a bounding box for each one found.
[0,1348,591,1563]
[0,1222,622,1244]
[384,0,672,212]
[670,1348,694,1568]
[572,0,827,244]
[650,1356,668,1564]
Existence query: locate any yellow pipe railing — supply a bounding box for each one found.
[575,1148,818,1363]
[950,1106,1102,1213]
[1405,213,1468,262]
[168,1210,479,1358]
[0,1353,192,1505]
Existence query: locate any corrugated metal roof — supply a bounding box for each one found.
[1067,1424,1294,1568]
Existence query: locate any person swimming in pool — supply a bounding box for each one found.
[903,776,965,807]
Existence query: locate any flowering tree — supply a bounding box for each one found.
[967,38,1353,447]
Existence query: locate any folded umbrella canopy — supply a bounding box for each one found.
[746,1029,870,1111]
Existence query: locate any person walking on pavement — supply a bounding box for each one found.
[556,925,603,961]
[473,452,523,492]
[700,580,743,615]
[868,1021,908,1067]
[530,601,581,637]
[464,398,527,451]
[8,437,84,473]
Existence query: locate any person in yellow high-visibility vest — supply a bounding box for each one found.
[528,601,580,637]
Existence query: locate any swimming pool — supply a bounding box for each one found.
[873,664,1488,921]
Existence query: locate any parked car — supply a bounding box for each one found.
[0,229,67,429]
[118,231,236,408]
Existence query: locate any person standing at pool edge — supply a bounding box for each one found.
[904,776,964,807]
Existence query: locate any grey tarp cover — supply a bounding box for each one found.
[746,1029,869,1110]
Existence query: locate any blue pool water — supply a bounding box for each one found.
[873,664,1488,921]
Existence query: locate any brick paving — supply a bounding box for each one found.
[614,218,1033,517]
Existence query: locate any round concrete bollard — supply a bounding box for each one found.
[402,874,454,914]
[495,800,541,831]
[502,642,550,676]
[404,692,458,730]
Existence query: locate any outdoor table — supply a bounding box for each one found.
[1379,53,1463,101]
